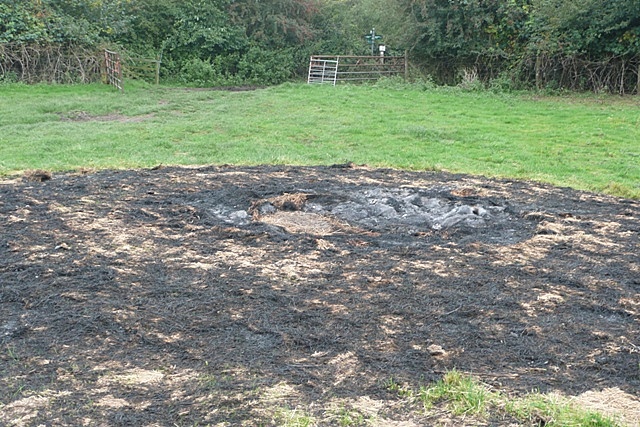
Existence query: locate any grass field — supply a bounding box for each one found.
[0,81,638,198]
[2,82,638,425]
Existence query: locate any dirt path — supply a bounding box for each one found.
[1,165,638,426]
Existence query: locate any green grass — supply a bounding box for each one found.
[392,370,622,426]
[505,393,620,427]
[419,370,495,416]
[335,407,367,426]
[1,81,638,198]
[274,407,315,427]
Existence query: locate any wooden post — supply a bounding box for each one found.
[617,59,624,95]
[404,50,409,80]
[637,61,640,95]
[535,52,542,90]
[155,52,162,85]
[116,56,123,92]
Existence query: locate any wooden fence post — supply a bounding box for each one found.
[155,52,162,85]
[404,50,409,80]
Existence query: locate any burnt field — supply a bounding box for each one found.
[1,165,639,426]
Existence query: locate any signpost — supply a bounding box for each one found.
[364,28,383,56]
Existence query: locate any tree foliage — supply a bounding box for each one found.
[530,0,640,56]
[397,0,639,92]
[1,0,86,44]
[229,0,320,48]
[1,0,639,92]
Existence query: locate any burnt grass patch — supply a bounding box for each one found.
[1,165,638,425]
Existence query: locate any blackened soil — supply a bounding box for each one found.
[1,165,638,426]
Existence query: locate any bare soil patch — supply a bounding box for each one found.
[178,85,265,92]
[59,111,155,123]
[1,165,638,426]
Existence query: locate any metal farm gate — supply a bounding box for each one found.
[307,54,407,85]
[307,57,338,85]
[104,49,123,92]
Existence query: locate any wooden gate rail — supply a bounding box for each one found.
[121,51,162,85]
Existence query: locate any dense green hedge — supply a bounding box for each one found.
[402,0,640,93]
[1,0,638,92]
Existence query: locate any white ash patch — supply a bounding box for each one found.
[304,187,507,232]
[207,206,251,225]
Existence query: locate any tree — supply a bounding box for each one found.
[528,0,640,57]
[229,0,320,48]
[0,0,101,44]
[0,1,49,43]
[524,0,640,91]
[398,0,529,82]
